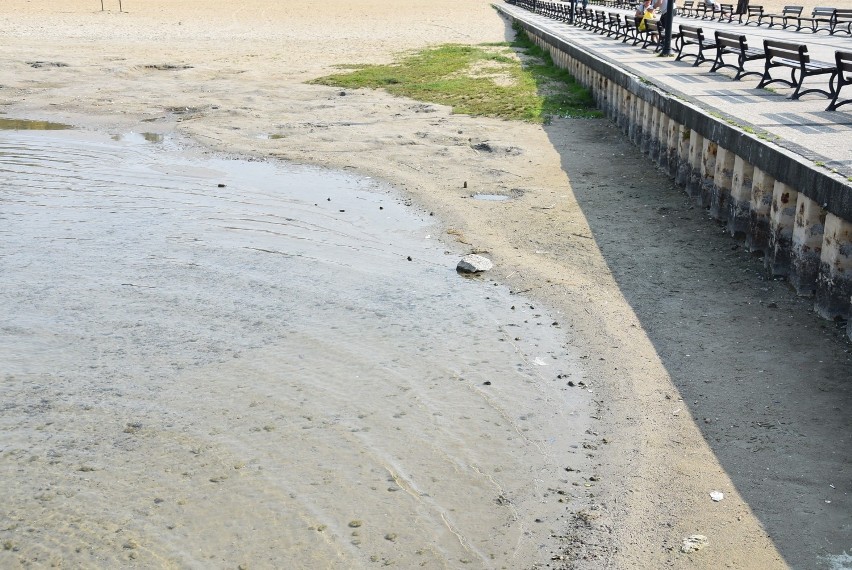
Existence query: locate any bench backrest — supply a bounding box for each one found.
[781,5,803,16]
[764,39,809,63]
[838,51,852,73]
[715,30,747,50]
[682,0,694,7]
[747,5,763,14]
[679,24,705,41]
[810,7,835,17]
[835,9,852,21]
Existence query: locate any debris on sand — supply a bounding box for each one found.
[681,535,709,553]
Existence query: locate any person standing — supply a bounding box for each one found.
[656,0,676,30]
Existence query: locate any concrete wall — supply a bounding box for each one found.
[498,7,852,339]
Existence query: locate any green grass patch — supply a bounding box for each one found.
[309,24,600,122]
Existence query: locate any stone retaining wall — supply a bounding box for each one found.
[497,5,852,339]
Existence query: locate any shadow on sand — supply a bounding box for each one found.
[543,113,851,568]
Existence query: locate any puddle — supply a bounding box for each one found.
[0,129,588,569]
[112,131,165,143]
[471,193,511,201]
[0,117,73,130]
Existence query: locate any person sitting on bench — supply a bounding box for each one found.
[635,0,650,27]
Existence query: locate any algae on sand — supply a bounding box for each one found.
[310,26,601,123]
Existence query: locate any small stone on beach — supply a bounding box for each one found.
[457,254,493,273]
[681,535,708,553]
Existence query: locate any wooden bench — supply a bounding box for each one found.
[606,12,620,35]
[711,31,767,80]
[609,12,629,37]
[827,50,852,111]
[621,14,641,44]
[693,0,717,20]
[832,8,852,35]
[794,7,836,33]
[759,5,803,29]
[757,40,835,100]
[548,1,569,22]
[701,2,731,20]
[676,25,718,66]
[592,9,609,33]
[680,0,696,16]
[574,7,591,27]
[637,18,661,50]
[741,4,763,24]
[716,3,735,22]
[580,8,597,30]
[601,10,617,33]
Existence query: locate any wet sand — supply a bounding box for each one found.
[1,129,592,568]
[1,1,850,568]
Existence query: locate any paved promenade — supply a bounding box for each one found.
[498,2,852,179]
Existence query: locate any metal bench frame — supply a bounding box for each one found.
[742,5,764,24]
[758,5,803,28]
[827,50,852,111]
[832,9,852,35]
[757,40,836,100]
[795,7,836,34]
[711,31,767,80]
[676,24,718,66]
[621,14,641,45]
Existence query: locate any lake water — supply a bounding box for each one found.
[0,127,590,568]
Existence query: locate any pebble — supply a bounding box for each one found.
[681,535,709,553]
[457,254,493,273]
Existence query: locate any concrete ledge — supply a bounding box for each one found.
[502,9,852,221]
[497,4,852,329]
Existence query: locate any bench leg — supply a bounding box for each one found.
[756,63,789,90]
[826,73,850,111]
[710,50,724,73]
[791,70,834,100]
[788,68,803,98]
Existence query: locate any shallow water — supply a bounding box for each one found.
[0,117,72,130]
[0,129,590,568]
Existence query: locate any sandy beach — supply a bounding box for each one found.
[1,1,850,568]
